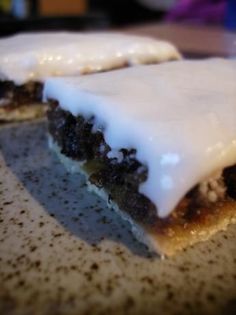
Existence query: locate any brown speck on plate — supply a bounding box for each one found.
[0,120,236,315]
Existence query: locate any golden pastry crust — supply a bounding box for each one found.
[49,138,236,256]
[148,200,236,256]
[0,104,47,122]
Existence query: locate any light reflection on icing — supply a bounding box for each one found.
[160,153,180,166]
[44,59,236,218]
[0,32,180,84]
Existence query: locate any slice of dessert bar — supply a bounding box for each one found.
[44,59,236,256]
[0,32,180,121]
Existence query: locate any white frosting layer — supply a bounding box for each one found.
[44,59,236,218]
[0,32,180,85]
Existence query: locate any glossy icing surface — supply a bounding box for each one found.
[0,32,180,84]
[44,59,236,217]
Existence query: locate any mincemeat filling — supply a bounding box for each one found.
[0,80,43,108]
[47,103,236,231]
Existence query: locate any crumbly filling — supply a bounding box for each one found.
[0,80,43,108]
[198,171,226,203]
[47,103,236,229]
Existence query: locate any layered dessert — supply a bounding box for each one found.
[44,59,236,256]
[0,32,180,121]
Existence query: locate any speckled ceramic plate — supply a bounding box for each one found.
[0,120,236,315]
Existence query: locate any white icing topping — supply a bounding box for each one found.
[44,59,236,218]
[0,32,180,85]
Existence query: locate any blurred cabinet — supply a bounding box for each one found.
[0,0,11,12]
[39,0,87,16]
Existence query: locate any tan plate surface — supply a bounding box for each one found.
[0,120,236,315]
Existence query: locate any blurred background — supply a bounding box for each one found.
[0,0,235,37]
